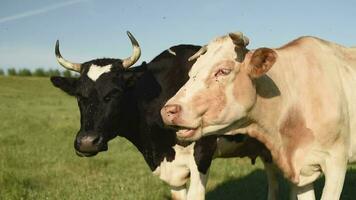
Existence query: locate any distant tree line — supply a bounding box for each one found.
[0,68,76,77]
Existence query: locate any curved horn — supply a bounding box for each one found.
[188,45,208,61]
[122,31,141,68]
[55,40,82,72]
[229,32,249,47]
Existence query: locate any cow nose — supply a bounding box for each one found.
[166,104,181,115]
[76,135,102,153]
[161,104,182,125]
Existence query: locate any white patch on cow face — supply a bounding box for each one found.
[87,64,112,81]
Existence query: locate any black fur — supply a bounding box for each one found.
[193,135,218,174]
[220,135,246,143]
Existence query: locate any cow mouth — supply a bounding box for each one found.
[175,126,201,140]
[75,151,98,157]
[75,143,108,157]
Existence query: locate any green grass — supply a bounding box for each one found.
[1,76,356,199]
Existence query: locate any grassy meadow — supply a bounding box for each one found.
[1,76,356,200]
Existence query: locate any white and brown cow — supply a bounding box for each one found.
[161,32,356,200]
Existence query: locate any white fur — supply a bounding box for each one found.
[87,64,112,81]
[152,143,208,200]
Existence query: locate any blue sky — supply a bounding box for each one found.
[1,0,356,70]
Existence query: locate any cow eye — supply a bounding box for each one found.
[215,68,232,77]
[103,90,119,102]
[103,96,111,102]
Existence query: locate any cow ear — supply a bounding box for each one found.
[122,71,144,88]
[123,64,147,87]
[50,76,78,96]
[248,48,277,78]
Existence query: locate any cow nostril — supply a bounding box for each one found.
[165,104,181,115]
[91,136,101,145]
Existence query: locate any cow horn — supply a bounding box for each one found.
[122,31,141,69]
[55,40,82,72]
[188,45,208,61]
[229,32,249,47]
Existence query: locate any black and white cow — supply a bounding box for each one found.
[50,32,275,200]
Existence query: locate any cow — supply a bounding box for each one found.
[50,32,276,200]
[161,31,356,200]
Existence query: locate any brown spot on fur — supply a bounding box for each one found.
[279,106,315,182]
[244,108,315,184]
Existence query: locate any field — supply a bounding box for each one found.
[1,76,356,200]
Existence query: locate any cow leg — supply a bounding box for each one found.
[263,161,279,200]
[289,183,315,200]
[186,171,208,200]
[320,156,347,200]
[171,185,187,200]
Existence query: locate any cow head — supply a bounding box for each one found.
[51,32,143,157]
[161,32,277,141]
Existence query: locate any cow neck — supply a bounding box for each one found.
[117,68,177,170]
[246,55,309,183]
[116,86,141,147]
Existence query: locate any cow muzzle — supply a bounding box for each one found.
[161,104,182,126]
[74,132,108,157]
[161,104,202,140]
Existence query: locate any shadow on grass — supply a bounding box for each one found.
[207,169,356,200]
